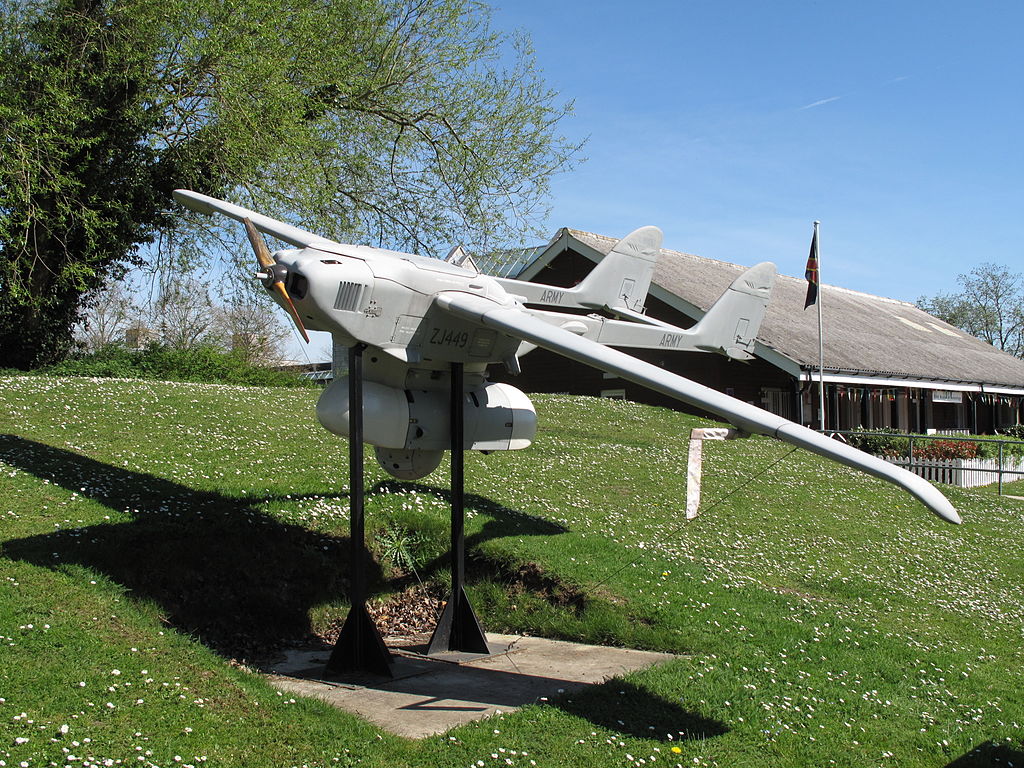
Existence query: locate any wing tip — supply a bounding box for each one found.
[935,504,963,525]
[172,189,216,215]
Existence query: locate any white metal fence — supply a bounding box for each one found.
[833,430,1024,492]
[885,455,1024,489]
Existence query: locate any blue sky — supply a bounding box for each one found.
[489,0,1022,298]
[292,0,1023,361]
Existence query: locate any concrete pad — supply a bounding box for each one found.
[262,634,676,739]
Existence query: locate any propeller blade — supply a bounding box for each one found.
[273,281,311,344]
[242,217,310,343]
[243,217,275,270]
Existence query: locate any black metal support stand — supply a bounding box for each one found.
[327,344,393,677]
[427,361,489,655]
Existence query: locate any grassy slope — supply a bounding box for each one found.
[0,375,1021,768]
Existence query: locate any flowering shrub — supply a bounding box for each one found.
[913,439,980,460]
[846,429,1017,460]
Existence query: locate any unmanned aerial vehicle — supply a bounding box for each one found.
[173,190,960,526]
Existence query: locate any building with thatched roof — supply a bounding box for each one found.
[486,228,1024,434]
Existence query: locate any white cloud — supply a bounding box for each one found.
[800,96,842,110]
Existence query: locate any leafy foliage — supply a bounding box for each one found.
[846,427,1024,460]
[0,0,179,368]
[0,0,579,368]
[917,262,1024,357]
[912,439,980,460]
[845,426,908,457]
[974,435,1024,459]
[26,343,311,387]
[374,521,433,578]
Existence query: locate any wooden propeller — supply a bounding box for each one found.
[243,217,309,343]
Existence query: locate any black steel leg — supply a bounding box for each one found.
[427,361,489,655]
[327,344,393,676]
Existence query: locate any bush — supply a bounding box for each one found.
[38,343,312,388]
[975,433,1024,459]
[846,428,1024,461]
[846,427,909,457]
[913,439,980,460]
[1001,424,1024,441]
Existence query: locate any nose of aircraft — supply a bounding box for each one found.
[243,217,309,343]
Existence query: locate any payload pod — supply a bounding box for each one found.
[316,378,537,480]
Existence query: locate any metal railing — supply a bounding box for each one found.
[826,430,1024,495]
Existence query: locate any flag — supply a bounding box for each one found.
[804,225,819,309]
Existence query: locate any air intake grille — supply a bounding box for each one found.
[334,281,365,312]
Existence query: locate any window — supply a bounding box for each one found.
[761,388,792,419]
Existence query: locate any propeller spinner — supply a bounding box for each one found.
[243,217,309,343]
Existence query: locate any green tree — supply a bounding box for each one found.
[917,263,1024,357]
[0,0,579,369]
[0,0,177,368]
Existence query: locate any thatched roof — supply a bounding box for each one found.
[524,228,1024,391]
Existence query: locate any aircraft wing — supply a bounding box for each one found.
[435,291,961,525]
[173,190,337,250]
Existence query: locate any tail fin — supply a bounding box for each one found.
[689,262,776,360]
[496,226,662,312]
[574,226,662,313]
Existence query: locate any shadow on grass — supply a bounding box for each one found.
[0,434,367,659]
[946,741,1024,767]
[367,479,568,541]
[342,651,727,742]
[554,678,727,742]
[366,478,574,597]
[0,436,570,659]
[1,436,725,741]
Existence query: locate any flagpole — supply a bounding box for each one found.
[815,221,825,431]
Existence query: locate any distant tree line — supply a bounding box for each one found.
[917,263,1024,358]
[75,280,293,366]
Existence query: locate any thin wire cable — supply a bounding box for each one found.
[520,441,801,633]
[289,323,316,366]
[380,438,799,647]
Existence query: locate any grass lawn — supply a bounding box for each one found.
[1,375,1022,767]
[976,477,1024,497]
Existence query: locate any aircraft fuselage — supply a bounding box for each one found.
[272,243,522,375]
